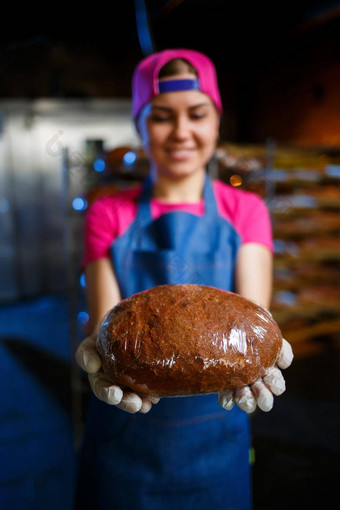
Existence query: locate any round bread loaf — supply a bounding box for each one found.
[97,284,283,396]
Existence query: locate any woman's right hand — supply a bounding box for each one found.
[75,334,160,414]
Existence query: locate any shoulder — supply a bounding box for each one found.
[213,179,268,219]
[213,179,273,250]
[85,184,142,228]
[82,184,143,268]
[84,184,143,238]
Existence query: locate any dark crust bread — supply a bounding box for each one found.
[97,284,282,396]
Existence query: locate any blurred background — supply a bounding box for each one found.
[0,1,339,508]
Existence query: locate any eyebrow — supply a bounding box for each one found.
[151,102,211,112]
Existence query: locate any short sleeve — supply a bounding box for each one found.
[81,196,118,268]
[237,193,274,252]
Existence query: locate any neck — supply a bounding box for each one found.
[150,170,206,203]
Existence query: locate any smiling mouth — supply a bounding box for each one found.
[166,149,195,157]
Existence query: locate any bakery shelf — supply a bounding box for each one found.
[216,142,340,348]
[279,317,340,345]
[272,211,340,237]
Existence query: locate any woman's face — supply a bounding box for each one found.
[137,74,220,179]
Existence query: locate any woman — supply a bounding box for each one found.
[75,49,293,509]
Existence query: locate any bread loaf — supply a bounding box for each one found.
[97,284,283,396]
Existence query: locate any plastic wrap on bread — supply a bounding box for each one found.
[96,284,283,397]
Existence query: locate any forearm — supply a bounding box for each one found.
[85,258,122,334]
[234,243,273,309]
[77,258,158,413]
[220,244,293,414]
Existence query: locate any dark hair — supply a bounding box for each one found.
[158,58,198,78]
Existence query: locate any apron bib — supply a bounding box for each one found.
[76,175,252,510]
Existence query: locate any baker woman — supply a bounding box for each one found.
[75,49,293,509]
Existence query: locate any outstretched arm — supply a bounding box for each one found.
[219,243,293,413]
[75,258,159,413]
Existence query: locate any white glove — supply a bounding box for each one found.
[75,334,160,414]
[218,338,293,413]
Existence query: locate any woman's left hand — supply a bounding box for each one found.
[218,338,294,413]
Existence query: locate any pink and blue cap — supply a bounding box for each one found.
[132,48,223,119]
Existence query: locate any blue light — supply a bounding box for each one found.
[0,199,10,213]
[80,273,86,288]
[123,151,137,165]
[326,165,340,178]
[274,291,298,306]
[93,158,106,172]
[72,197,88,211]
[77,311,89,325]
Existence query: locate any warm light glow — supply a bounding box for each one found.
[230,174,243,187]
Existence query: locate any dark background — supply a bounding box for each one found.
[1,0,340,145]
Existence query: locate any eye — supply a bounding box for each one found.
[149,114,171,122]
[189,107,210,120]
[190,112,206,120]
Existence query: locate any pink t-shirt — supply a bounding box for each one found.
[82,179,273,268]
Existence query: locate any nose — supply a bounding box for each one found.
[171,115,191,140]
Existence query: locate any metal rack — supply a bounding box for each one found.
[215,141,340,355]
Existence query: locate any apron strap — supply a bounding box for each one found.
[203,174,219,216]
[137,173,153,223]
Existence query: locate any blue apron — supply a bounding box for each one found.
[76,175,252,510]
